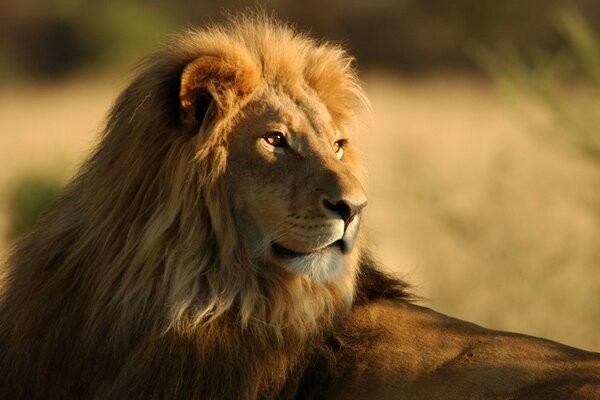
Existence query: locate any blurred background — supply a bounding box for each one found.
[1,0,599,350]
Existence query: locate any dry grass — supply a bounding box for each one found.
[1,73,598,351]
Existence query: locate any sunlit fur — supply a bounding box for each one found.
[0,14,367,399]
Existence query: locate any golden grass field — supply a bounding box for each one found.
[1,72,599,351]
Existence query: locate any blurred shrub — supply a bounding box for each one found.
[1,1,176,80]
[8,15,91,79]
[2,0,600,79]
[6,172,65,241]
[81,3,177,69]
[260,0,600,73]
[476,8,600,163]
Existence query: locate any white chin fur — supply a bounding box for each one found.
[282,248,345,283]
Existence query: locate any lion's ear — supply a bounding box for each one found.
[179,56,255,133]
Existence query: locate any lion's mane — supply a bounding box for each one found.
[0,14,408,400]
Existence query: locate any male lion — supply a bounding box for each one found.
[1,14,599,400]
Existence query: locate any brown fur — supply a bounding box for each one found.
[307,296,600,399]
[2,13,600,400]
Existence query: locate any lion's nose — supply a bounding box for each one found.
[322,198,367,229]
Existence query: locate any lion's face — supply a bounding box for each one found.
[225,86,367,283]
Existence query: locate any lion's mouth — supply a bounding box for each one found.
[271,240,345,259]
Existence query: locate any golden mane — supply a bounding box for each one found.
[0,14,370,399]
[99,14,366,335]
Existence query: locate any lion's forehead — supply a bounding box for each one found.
[259,86,336,140]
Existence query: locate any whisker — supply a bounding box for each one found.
[252,222,290,262]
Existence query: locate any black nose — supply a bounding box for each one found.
[322,199,366,227]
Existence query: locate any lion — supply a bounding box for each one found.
[1,13,599,400]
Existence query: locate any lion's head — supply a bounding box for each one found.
[170,16,368,335]
[0,14,374,398]
[197,59,367,284]
[2,15,368,345]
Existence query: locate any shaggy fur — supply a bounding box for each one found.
[0,14,377,399]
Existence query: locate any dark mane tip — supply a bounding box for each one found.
[355,250,418,305]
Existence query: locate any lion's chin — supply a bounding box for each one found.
[271,240,345,259]
[271,243,346,283]
[267,216,362,283]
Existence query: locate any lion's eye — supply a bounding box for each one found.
[333,139,345,159]
[263,132,287,148]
